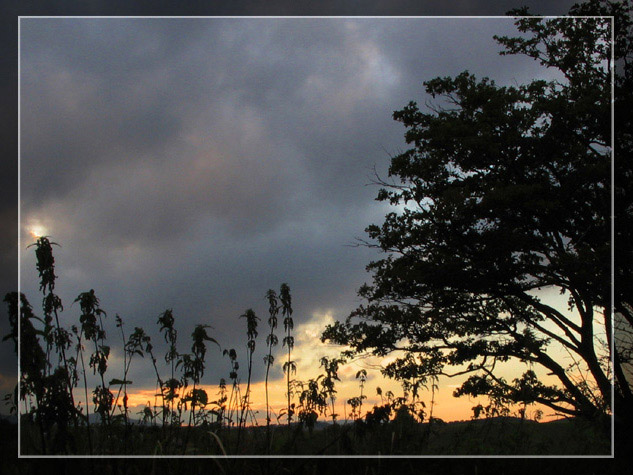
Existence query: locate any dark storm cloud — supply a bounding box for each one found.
[20,18,549,249]
[20,19,211,207]
[9,12,574,392]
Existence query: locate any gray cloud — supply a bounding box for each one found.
[13,15,568,391]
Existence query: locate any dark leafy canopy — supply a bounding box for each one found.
[324,0,632,422]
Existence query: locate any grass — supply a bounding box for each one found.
[13,415,609,456]
[4,416,625,475]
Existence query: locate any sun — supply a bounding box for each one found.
[28,224,48,239]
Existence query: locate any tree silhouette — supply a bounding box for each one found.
[324,0,632,427]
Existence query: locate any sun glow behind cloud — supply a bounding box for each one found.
[27,223,47,240]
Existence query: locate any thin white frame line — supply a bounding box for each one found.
[21,455,614,459]
[17,15,22,460]
[16,14,617,459]
[18,15,614,19]
[610,14,616,459]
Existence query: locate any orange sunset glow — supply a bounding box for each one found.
[95,310,567,425]
[104,368,560,425]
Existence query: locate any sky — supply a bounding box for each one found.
[6,3,587,423]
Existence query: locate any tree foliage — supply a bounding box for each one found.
[323,0,632,425]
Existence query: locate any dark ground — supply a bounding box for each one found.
[2,416,628,475]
